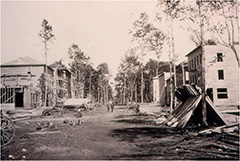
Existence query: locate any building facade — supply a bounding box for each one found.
[0,56,77,109]
[186,45,239,108]
[153,72,171,106]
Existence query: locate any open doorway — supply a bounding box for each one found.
[207,88,213,102]
[15,92,24,107]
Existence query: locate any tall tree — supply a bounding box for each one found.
[157,0,181,111]
[97,63,111,104]
[38,19,55,106]
[115,49,141,104]
[131,12,152,103]
[146,28,167,76]
[68,44,91,98]
[178,0,209,126]
[122,52,140,104]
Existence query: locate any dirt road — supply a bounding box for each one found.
[1,105,239,160]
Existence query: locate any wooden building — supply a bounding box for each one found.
[186,44,239,109]
[0,56,78,109]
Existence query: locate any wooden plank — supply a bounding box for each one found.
[182,147,239,157]
[206,96,227,125]
[210,143,239,153]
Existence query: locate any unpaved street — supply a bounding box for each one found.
[1,105,239,160]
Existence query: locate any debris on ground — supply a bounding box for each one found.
[63,119,82,126]
[198,123,239,135]
[21,148,27,152]
[178,128,240,159]
[76,109,82,118]
[8,154,15,159]
[42,109,53,116]
[154,116,167,124]
[29,131,61,135]
[36,121,55,130]
[165,85,227,128]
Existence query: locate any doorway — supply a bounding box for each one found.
[15,92,24,107]
[207,88,213,102]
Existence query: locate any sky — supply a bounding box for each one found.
[1,0,196,77]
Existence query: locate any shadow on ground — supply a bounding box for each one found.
[109,126,182,142]
[112,117,156,125]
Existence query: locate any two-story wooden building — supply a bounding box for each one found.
[186,44,239,109]
[0,56,77,109]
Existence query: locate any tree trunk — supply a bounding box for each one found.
[123,76,126,104]
[44,48,48,107]
[131,89,134,103]
[89,74,91,98]
[199,1,208,127]
[201,46,208,127]
[170,15,177,109]
[231,45,240,67]
[135,84,137,102]
[169,62,173,113]
[141,69,144,103]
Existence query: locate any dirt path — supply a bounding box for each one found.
[1,105,144,160]
[1,105,239,160]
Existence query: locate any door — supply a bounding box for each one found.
[15,92,24,107]
[206,88,213,102]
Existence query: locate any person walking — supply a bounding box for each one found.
[106,102,110,112]
[110,102,114,112]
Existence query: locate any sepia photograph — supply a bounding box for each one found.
[1,0,239,160]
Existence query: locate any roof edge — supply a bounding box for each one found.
[185,45,202,57]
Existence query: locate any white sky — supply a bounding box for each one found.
[1,0,196,76]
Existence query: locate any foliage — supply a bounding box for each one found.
[68,43,91,98]
[38,19,55,51]
[97,63,112,103]
[49,60,67,69]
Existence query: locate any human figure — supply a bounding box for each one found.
[110,103,114,112]
[106,103,110,112]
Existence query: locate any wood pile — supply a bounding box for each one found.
[164,85,227,128]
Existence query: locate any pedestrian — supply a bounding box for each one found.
[106,103,110,112]
[110,103,114,112]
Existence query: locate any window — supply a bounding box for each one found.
[217,88,228,99]
[191,59,194,69]
[218,70,224,80]
[197,56,199,66]
[200,55,202,64]
[194,57,196,69]
[217,53,223,62]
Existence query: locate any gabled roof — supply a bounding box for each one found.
[2,56,45,66]
[185,45,202,57]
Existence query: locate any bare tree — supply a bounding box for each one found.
[208,0,239,66]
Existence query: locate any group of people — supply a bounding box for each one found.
[106,100,140,113]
